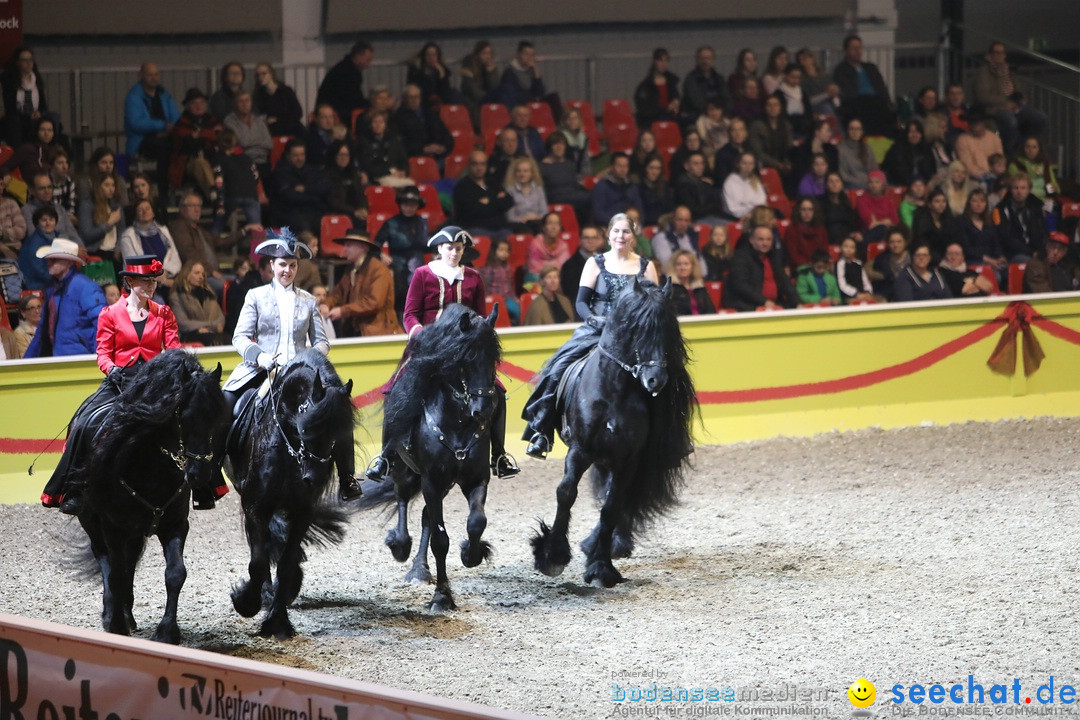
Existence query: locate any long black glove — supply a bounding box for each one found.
[575,286,604,329]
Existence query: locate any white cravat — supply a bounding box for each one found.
[273,280,297,366]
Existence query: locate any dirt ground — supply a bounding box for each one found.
[3,418,1079,720]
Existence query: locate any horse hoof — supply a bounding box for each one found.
[151,624,181,645]
[428,593,456,613]
[584,561,625,588]
[539,563,566,578]
[531,522,571,576]
[231,585,262,618]
[460,539,493,568]
[258,618,296,641]
[125,612,138,633]
[385,531,412,563]
[404,565,432,584]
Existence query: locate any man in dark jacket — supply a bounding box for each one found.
[591,153,642,226]
[453,150,515,237]
[831,35,893,135]
[497,41,546,110]
[270,139,330,234]
[994,173,1048,261]
[316,40,373,125]
[724,224,797,311]
[392,84,453,161]
[681,46,730,118]
[675,153,725,224]
[1022,232,1080,294]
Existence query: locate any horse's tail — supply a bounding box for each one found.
[267,502,348,565]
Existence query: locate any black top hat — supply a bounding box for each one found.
[427,225,474,249]
[332,228,381,252]
[396,185,426,208]
[255,227,314,259]
[118,255,165,278]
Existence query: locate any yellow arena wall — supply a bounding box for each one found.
[2,293,1079,504]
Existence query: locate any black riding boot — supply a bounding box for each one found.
[522,379,556,459]
[197,388,241,510]
[490,391,520,478]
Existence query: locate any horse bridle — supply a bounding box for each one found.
[159,412,214,471]
[269,382,335,466]
[597,343,667,380]
[423,378,496,462]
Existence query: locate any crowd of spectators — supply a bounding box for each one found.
[0,33,1077,359]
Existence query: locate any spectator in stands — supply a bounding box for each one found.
[722,151,767,222]
[667,249,716,315]
[701,224,731,282]
[797,153,830,198]
[695,100,729,164]
[209,128,262,236]
[629,130,661,182]
[942,159,979,217]
[49,147,76,222]
[269,139,329,234]
[224,90,272,177]
[986,153,1010,208]
[505,156,548,234]
[319,229,402,337]
[170,260,225,345]
[958,188,1007,283]
[76,172,125,257]
[994,173,1047,262]
[899,177,928,229]
[368,85,397,119]
[1023,232,1079,294]
[761,47,789,96]
[224,254,271,337]
[316,39,374,125]
[942,83,970,149]
[394,84,453,162]
[776,63,812,137]
[486,127,520,188]
[560,224,604,310]
[478,237,520,325]
[210,62,245,123]
[355,111,409,187]
[407,42,458,108]
[893,241,951,302]
[652,206,701,272]
[375,185,429,316]
[785,198,830,272]
[712,118,750,187]
[1,115,59,182]
[18,206,58,290]
[795,249,841,305]
[2,46,49,147]
[835,235,873,303]
[540,131,591,225]
[13,293,42,357]
[912,187,956,259]
[119,199,181,292]
[678,152,725,224]
[1008,136,1058,204]
[724,223,797,311]
[305,103,337,168]
[727,49,763,106]
[787,118,838,198]
[460,41,500,130]
[253,63,304,137]
[868,226,910,299]
[169,88,220,197]
[939,241,994,298]
[682,46,729,120]
[838,117,878,189]
[750,96,793,181]
[325,139,368,227]
[0,174,26,260]
[823,171,860,246]
[591,153,641,226]
[623,206,654,260]
[954,111,1002,185]
[634,48,681,129]
[856,170,899,244]
[557,107,592,176]
[670,129,705,187]
[454,150,514,238]
[523,265,573,326]
[506,104,545,160]
[637,156,674,227]
[24,171,81,245]
[913,86,949,151]
[24,238,107,358]
[498,41,547,111]
[832,35,893,135]
[124,62,180,193]
[168,191,231,297]
[795,48,840,117]
[81,148,129,226]
[972,41,1046,153]
[732,76,765,124]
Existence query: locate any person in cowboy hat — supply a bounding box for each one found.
[365,225,520,482]
[318,229,402,338]
[41,254,184,513]
[374,184,428,317]
[218,227,363,502]
[24,238,106,359]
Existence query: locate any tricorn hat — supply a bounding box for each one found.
[255,227,314,259]
[427,225,474,249]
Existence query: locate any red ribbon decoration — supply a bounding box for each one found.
[125,259,163,275]
[986,301,1045,377]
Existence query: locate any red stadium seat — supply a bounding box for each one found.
[365,185,398,215]
[485,294,511,327]
[444,153,469,180]
[658,145,678,177]
[480,104,510,138]
[471,235,491,266]
[508,233,531,270]
[367,212,392,241]
[319,215,352,258]
[559,230,579,256]
[767,193,792,219]
[607,123,638,154]
[866,241,887,262]
[483,127,500,156]
[449,128,475,156]
[705,281,723,310]
[270,135,292,170]
[602,98,634,135]
[350,108,365,138]
[527,101,555,129]
[759,167,785,198]
[582,176,598,190]
[519,292,537,320]
[408,156,440,182]
[847,188,866,207]
[439,104,473,134]
[694,224,713,251]
[969,264,1000,294]
[828,245,842,263]
[650,121,682,150]
[535,124,553,141]
[1008,262,1027,295]
[1062,202,1080,219]
[416,184,445,225]
[888,185,906,209]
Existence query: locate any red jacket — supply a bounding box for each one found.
[96,299,181,375]
[402,264,486,336]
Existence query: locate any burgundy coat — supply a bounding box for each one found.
[402,264,486,336]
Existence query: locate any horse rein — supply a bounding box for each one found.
[159,412,214,471]
[597,343,667,380]
[423,379,496,462]
[268,378,335,466]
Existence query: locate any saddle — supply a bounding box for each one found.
[226,376,273,459]
[554,349,594,442]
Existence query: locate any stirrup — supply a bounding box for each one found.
[492,453,520,478]
[59,492,83,516]
[340,475,364,502]
[364,454,390,482]
[525,432,551,459]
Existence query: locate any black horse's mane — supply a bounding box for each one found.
[597,279,699,529]
[277,350,356,438]
[383,304,501,437]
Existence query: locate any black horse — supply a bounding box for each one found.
[72,350,225,643]
[226,349,356,639]
[361,303,502,611]
[532,279,697,587]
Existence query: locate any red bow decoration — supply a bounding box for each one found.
[149,259,163,274]
[987,301,1045,377]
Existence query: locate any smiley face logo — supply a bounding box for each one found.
[848,678,876,708]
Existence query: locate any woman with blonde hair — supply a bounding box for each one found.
[667,248,716,316]
[942,159,979,217]
[170,260,225,345]
[504,155,548,234]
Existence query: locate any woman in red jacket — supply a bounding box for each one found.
[42,255,183,513]
[784,197,831,273]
